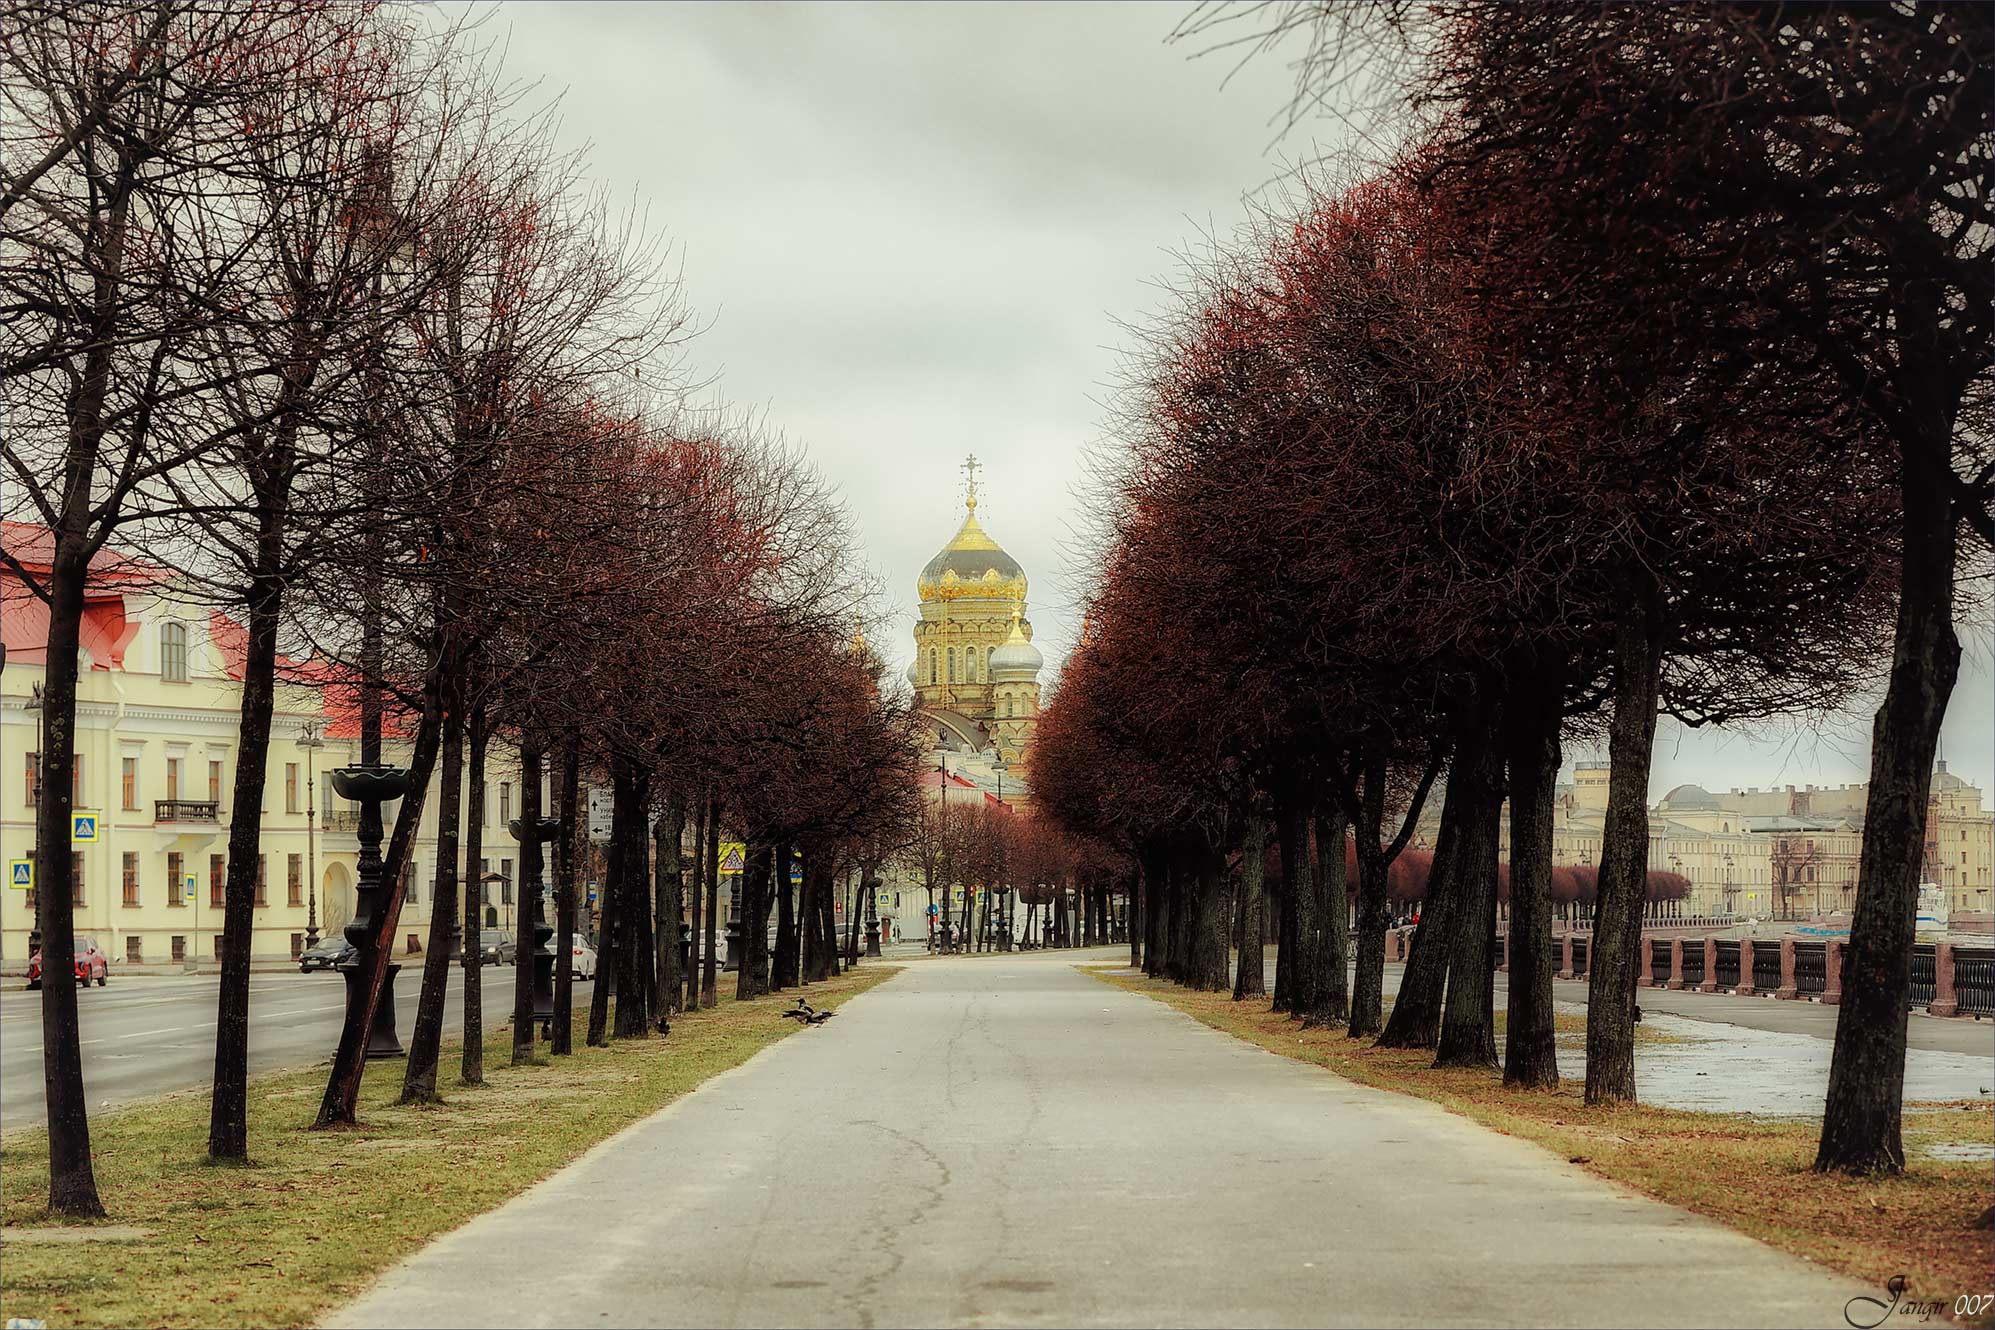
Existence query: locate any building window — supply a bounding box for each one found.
[285,763,300,813]
[70,851,84,907]
[209,759,223,805]
[171,935,187,962]
[287,854,303,907]
[290,932,304,960]
[23,751,36,806]
[255,854,267,908]
[166,756,182,802]
[986,646,994,676]
[405,860,418,907]
[500,859,514,905]
[167,851,184,907]
[500,782,512,825]
[160,620,189,682]
[122,852,140,907]
[965,649,976,683]
[210,854,226,908]
[212,934,224,961]
[122,757,139,810]
[929,648,938,683]
[126,935,143,963]
[948,648,957,683]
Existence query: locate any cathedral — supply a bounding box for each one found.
[906,458,1043,772]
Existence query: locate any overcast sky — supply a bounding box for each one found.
[486,1,1994,801]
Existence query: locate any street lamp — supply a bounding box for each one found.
[296,722,325,950]
[330,762,411,1059]
[509,814,561,1034]
[479,871,504,932]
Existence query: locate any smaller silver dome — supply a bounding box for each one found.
[905,658,921,686]
[990,616,1042,678]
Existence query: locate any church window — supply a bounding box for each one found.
[948,648,956,683]
[987,647,995,676]
[965,650,976,683]
[929,649,938,683]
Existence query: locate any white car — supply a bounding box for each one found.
[570,942,598,980]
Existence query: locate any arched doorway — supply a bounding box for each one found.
[322,862,354,933]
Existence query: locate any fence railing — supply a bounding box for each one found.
[1956,948,1995,1017]
[1752,942,1783,994]
[1909,943,1937,1007]
[155,799,219,823]
[1714,939,1741,990]
[1793,941,1826,996]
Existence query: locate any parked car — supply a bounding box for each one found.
[570,941,598,980]
[27,936,107,990]
[298,937,355,973]
[478,929,517,966]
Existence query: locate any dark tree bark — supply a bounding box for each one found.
[510,742,545,1066]
[1347,748,1440,1039]
[701,798,722,1005]
[1274,796,1317,1018]
[587,794,615,1048]
[1128,858,1144,969]
[31,541,102,1214]
[612,761,652,1038]
[1584,567,1666,1105]
[737,842,771,999]
[1378,766,1465,1050]
[1503,660,1565,1089]
[1819,344,1965,1173]
[1141,842,1166,976]
[1233,810,1268,999]
[460,702,489,1085]
[550,742,580,1055]
[208,547,285,1158]
[400,661,468,1101]
[773,841,797,989]
[1302,802,1351,1027]
[684,793,706,1013]
[656,797,686,1014]
[1436,728,1503,1070]
[1186,851,1230,991]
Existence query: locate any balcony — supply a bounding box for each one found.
[155,799,220,824]
[323,810,362,833]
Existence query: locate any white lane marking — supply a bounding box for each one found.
[6,1003,353,1059]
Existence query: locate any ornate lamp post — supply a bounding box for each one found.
[330,761,410,1058]
[509,814,561,1034]
[862,872,883,957]
[296,722,325,950]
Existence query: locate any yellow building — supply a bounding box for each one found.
[1926,761,1994,914]
[906,459,1043,769]
[2,528,537,969]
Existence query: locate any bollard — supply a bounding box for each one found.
[1736,938,1755,996]
[1698,937,1721,993]
[1639,935,1653,987]
[1822,939,1842,1006]
[1930,942,1959,1018]
[1558,933,1575,981]
[1666,938,1684,990]
[1776,937,1798,1000]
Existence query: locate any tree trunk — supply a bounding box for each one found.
[1347,752,1393,1039]
[460,702,489,1085]
[1585,567,1666,1106]
[33,540,104,1215]
[1818,350,1963,1174]
[737,842,771,999]
[1128,862,1144,969]
[1302,802,1352,1027]
[774,842,797,989]
[1436,725,1503,1070]
[656,797,686,1014]
[701,798,721,1005]
[400,661,467,1100]
[1275,797,1316,1018]
[612,762,652,1038]
[1233,810,1267,999]
[208,558,285,1158]
[551,741,580,1054]
[510,742,545,1066]
[1186,852,1230,991]
[1503,661,1564,1089]
[684,794,706,1013]
[1379,765,1464,1050]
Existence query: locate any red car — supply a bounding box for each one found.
[26,936,108,990]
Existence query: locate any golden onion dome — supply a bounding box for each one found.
[917,491,1027,603]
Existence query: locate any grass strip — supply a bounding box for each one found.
[0,966,897,1329]
[1088,965,1994,1324]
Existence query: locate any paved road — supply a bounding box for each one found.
[333,952,1864,1329]
[0,965,582,1130]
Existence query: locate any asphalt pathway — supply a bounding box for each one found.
[332,951,1866,1329]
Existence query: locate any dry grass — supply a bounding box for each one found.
[0,967,897,1329]
[1089,966,1995,1324]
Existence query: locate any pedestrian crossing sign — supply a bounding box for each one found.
[7,860,30,890]
[71,813,99,843]
[184,873,197,901]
